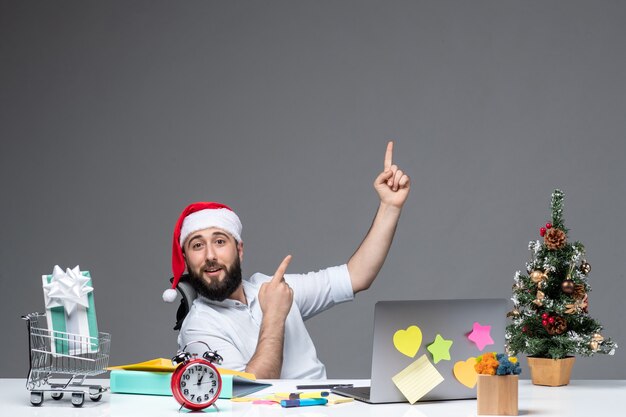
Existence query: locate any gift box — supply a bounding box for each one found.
[42,265,99,355]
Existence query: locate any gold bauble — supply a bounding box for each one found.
[561,279,575,294]
[580,260,591,275]
[530,270,544,281]
[530,270,548,288]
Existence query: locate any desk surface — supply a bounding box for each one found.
[2,378,625,416]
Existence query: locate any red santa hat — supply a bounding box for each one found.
[163,202,242,302]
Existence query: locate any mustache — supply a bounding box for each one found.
[203,261,226,271]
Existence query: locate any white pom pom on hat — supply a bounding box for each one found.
[163,202,242,303]
[162,288,177,303]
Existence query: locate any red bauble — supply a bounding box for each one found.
[548,317,555,324]
[542,319,548,326]
[540,227,547,237]
[546,223,552,229]
[541,313,549,319]
[522,326,528,333]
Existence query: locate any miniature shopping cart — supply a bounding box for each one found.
[22,312,111,407]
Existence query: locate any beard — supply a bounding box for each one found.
[188,256,243,302]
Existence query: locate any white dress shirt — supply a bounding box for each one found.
[178,264,354,379]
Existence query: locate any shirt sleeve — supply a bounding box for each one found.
[282,264,354,320]
[177,307,248,372]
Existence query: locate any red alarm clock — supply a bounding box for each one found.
[171,341,223,411]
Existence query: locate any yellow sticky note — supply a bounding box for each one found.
[392,354,444,404]
[326,394,354,405]
[393,325,423,358]
[107,358,176,372]
[107,358,255,380]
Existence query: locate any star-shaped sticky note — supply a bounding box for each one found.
[426,334,453,363]
[467,322,494,351]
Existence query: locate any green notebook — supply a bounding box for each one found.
[110,369,271,398]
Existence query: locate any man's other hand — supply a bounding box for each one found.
[258,255,294,321]
[374,141,411,208]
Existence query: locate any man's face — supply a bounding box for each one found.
[183,227,244,301]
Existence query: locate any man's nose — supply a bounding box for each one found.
[205,246,217,261]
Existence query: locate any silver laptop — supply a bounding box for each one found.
[333,299,507,403]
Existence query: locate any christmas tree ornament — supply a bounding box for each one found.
[506,309,520,318]
[565,298,589,314]
[541,312,549,320]
[545,223,552,229]
[579,260,591,275]
[590,334,604,351]
[573,284,586,300]
[545,316,567,335]
[530,270,548,289]
[542,319,548,326]
[532,290,545,307]
[561,279,575,294]
[544,228,567,250]
[548,316,555,324]
[539,227,547,237]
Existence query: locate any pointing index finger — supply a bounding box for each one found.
[272,255,292,283]
[384,141,394,171]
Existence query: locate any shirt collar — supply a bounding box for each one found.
[198,279,258,308]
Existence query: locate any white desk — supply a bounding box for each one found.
[1,379,625,416]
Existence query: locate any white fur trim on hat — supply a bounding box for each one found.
[179,208,242,247]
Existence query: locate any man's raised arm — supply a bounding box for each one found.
[348,141,411,293]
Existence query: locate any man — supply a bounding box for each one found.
[163,141,410,379]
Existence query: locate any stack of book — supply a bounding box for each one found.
[108,358,271,398]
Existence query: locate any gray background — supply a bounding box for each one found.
[1,0,624,379]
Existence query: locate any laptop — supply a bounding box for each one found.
[332,299,507,403]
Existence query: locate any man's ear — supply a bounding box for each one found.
[182,251,188,273]
[237,241,244,262]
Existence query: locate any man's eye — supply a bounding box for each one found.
[215,239,226,245]
[192,242,204,250]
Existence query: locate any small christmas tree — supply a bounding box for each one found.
[505,189,617,359]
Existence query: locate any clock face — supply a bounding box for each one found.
[176,362,220,408]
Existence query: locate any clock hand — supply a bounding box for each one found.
[197,375,204,385]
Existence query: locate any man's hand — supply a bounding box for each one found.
[258,255,294,321]
[245,255,293,379]
[374,141,411,209]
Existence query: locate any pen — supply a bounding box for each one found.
[281,398,328,408]
[295,383,353,390]
[288,391,329,399]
